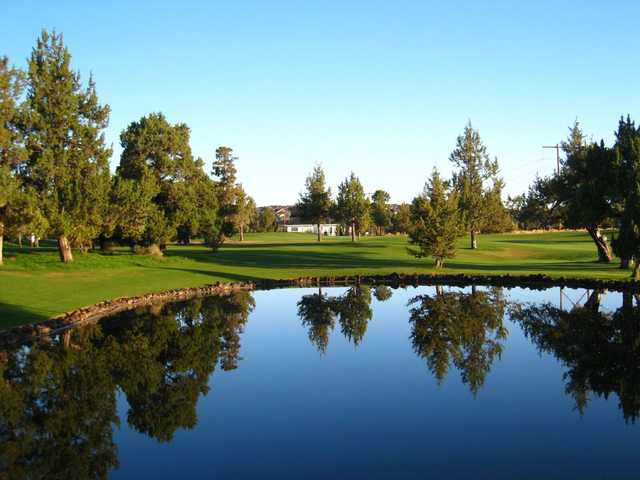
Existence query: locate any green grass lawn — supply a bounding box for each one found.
[0,230,629,328]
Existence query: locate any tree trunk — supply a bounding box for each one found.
[351,223,355,242]
[585,289,602,312]
[57,235,73,263]
[0,231,3,266]
[621,257,631,269]
[586,226,612,262]
[18,233,22,248]
[470,230,477,249]
[240,224,244,242]
[633,262,640,281]
[317,223,321,242]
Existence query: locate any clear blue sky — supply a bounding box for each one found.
[2,1,639,205]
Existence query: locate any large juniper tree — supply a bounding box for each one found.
[554,121,616,262]
[20,31,112,262]
[117,112,208,253]
[449,122,500,249]
[297,164,333,241]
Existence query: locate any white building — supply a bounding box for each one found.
[281,224,339,236]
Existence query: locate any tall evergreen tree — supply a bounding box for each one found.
[408,169,464,268]
[612,116,640,275]
[234,188,255,241]
[450,122,500,249]
[21,31,112,262]
[297,164,333,241]
[211,146,243,244]
[555,121,616,262]
[336,172,369,241]
[390,203,412,234]
[0,56,25,265]
[370,189,391,236]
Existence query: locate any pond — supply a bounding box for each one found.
[1,284,639,479]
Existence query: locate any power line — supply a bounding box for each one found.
[542,144,561,175]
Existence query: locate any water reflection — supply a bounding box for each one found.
[408,286,507,394]
[0,291,253,479]
[297,284,377,352]
[510,290,640,423]
[2,285,640,478]
[297,287,337,354]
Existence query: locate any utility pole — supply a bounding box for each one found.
[543,144,561,175]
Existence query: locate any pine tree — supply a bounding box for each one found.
[297,164,333,241]
[612,116,640,276]
[235,188,255,241]
[21,31,112,262]
[391,203,412,234]
[211,146,243,243]
[370,189,391,236]
[408,169,464,268]
[555,121,616,262]
[0,56,26,265]
[450,121,499,249]
[335,172,369,241]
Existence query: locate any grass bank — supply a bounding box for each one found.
[0,231,629,328]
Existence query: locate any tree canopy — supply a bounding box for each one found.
[297,164,333,241]
[336,172,369,241]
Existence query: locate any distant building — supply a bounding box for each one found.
[280,224,338,236]
[272,206,291,224]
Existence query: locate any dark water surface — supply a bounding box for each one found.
[1,285,639,479]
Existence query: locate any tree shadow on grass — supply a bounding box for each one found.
[445,259,615,274]
[135,264,262,283]
[0,302,48,330]
[495,237,593,245]
[221,241,388,249]
[172,247,429,271]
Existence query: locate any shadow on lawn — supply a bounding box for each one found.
[136,264,262,283]
[445,260,610,273]
[0,302,48,330]
[222,241,388,249]
[175,245,432,276]
[496,238,593,245]
[169,241,613,275]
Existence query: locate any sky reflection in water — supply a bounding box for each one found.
[1,285,639,479]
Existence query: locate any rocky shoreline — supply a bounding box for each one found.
[1,272,637,345]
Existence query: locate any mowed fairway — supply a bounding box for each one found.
[0,230,629,328]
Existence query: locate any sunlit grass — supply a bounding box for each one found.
[0,230,628,327]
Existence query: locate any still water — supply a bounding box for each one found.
[1,285,639,479]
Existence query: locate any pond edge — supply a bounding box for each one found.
[2,272,638,345]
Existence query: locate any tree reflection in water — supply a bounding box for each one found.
[297,286,338,354]
[408,286,508,395]
[297,285,377,352]
[4,284,640,478]
[0,291,254,479]
[372,285,393,302]
[510,290,640,422]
